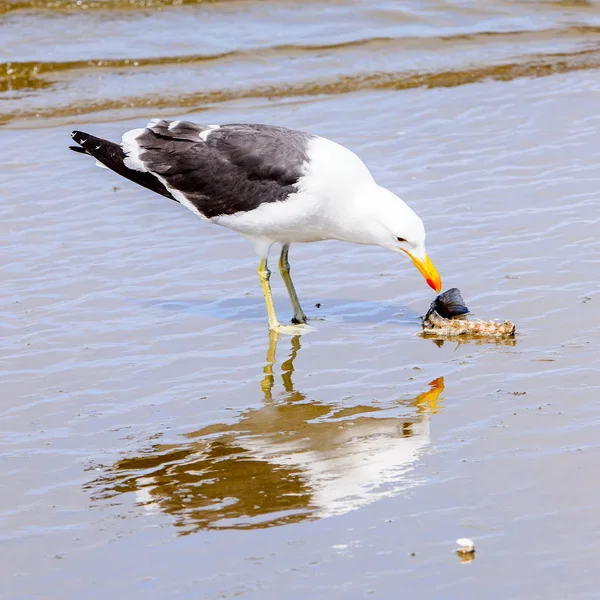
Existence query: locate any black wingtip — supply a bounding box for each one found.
[71,130,89,145]
[431,288,470,319]
[70,130,93,154]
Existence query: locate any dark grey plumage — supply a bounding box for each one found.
[70,121,314,219]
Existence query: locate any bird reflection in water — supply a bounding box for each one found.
[88,333,444,533]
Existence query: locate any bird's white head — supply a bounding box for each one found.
[344,184,442,293]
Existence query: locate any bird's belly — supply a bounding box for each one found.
[211,192,334,243]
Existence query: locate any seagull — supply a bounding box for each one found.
[70,120,442,334]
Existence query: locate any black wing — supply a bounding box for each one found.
[69,131,175,201]
[123,120,313,218]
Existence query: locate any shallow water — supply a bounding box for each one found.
[2,1,600,598]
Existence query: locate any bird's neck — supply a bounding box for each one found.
[323,183,385,246]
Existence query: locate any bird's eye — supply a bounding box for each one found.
[396,236,407,243]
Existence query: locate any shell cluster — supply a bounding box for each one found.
[422,288,516,338]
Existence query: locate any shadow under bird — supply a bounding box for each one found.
[70,120,441,333]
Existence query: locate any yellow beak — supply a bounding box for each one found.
[403,250,442,293]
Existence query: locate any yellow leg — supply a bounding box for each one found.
[258,257,280,331]
[259,256,314,335]
[278,244,308,324]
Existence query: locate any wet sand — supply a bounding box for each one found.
[2,1,600,598]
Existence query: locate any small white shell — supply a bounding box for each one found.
[456,537,475,552]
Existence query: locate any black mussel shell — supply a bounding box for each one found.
[430,288,470,319]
